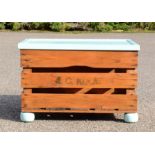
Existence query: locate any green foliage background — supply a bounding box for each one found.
[0,22,155,32]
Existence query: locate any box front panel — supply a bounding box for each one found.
[21,50,138,113]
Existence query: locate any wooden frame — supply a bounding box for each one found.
[20,50,138,114]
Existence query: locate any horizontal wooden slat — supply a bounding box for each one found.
[22,94,137,113]
[21,109,136,113]
[22,72,137,88]
[21,50,138,68]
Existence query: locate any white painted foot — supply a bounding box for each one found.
[124,113,138,123]
[20,112,35,122]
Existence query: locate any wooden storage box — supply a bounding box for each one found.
[18,39,140,122]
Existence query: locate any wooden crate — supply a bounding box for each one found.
[21,50,138,114]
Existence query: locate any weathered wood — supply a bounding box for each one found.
[21,50,138,68]
[22,72,137,88]
[104,88,114,94]
[21,94,137,112]
[126,69,137,95]
[20,50,138,114]
[21,69,32,94]
[23,89,32,94]
[76,88,92,94]
[22,69,32,73]
[21,108,137,113]
[127,89,135,95]
[127,69,137,74]
[110,69,115,73]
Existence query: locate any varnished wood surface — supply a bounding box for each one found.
[22,72,137,88]
[21,50,138,68]
[22,94,137,113]
[20,50,138,114]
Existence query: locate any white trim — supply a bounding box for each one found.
[18,39,140,51]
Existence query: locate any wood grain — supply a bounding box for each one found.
[76,88,92,94]
[22,72,137,88]
[21,94,137,113]
[20,50,138,114]
[21,109,137,113]
[21,50,138,68]
[126,69,137,95]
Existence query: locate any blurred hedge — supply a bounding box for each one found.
[0,22,155,31]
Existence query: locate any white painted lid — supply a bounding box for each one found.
[18,39,140,51]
